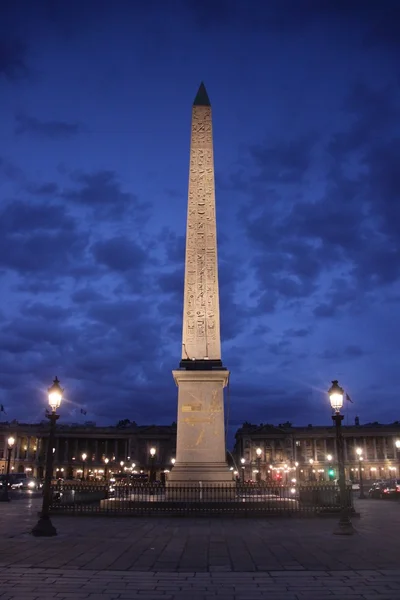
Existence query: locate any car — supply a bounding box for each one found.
[368,481,394,499]
[384,479,400,496]
[0,474,41,491]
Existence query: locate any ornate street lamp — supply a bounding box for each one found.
[31,376,63,537]
[0,437,15,503]
[395,440,400,477]
[326,454,334,481]
[104,457,109,480]
[256,447,262,483]
[240,457,246,483]
[328,380,355,535]
[356,448,365,499]
[81,453,87,481]
[150,447,156,483]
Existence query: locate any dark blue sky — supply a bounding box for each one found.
[1,1,400,438]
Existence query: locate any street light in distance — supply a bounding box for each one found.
[328,379,355,536]
[31,376,63,537]
[0,437,15,503]
[356,448,365,499]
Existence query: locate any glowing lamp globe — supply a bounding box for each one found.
[328,380,344,413]
[48,376,63,411]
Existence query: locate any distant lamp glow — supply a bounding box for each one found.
[120,460,124,467]
[81,453,87,461]
[150,447,156,457]
[356,447,363,457]
[309,458,314,465]
[48,376,63,411]
[328,379,344,413]
[256,447,262,457]
[171,458,176,465]
[7,436,15,448]
[241,457,245,464]
[326,454,332,461]
[395,440,400,449]
[104,458,109,465]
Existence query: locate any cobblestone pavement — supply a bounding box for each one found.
[0,496,399,599]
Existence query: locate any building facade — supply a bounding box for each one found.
[233,420,400,483]
[2,417,400,484]
[0,421,177,480]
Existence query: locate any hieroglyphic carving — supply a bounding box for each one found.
[182,105,221,360]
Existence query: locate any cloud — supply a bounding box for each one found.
[25,182,59,196]
[249,134,317,184]
[15,113,84,139]
[71,288,105,304]
[319,344,365,360]
[0,200,74,233]
[284,327,311,338]
[92,236,148,274]
[235,79,400,325]
[64,170,149,220]
[0,200,88,276]
[0,156,24,181]
[0,39,29,81]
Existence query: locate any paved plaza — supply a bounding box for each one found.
[0,496,400,599]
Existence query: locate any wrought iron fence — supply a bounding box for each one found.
[48,481,354,517]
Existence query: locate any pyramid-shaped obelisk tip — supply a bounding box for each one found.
[193,82,211,106]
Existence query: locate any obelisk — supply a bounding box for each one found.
[168,83,231,484]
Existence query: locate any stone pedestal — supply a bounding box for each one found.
[168,368,232,485]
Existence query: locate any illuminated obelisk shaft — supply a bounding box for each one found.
[169,83,231,485]
[181,82,221,363]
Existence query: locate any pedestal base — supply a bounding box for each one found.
[167,462,233,484]
[333,510,356,536]
[166,465,235,500]
[31,515,57,537]
[171,367,231,487]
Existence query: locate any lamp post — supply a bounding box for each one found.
[81,453,87,481]
[256,448,262,483]
[31,376,63,537]
[150,447,156,483]
[309,458,314,481]
[328,379,355,535]
[0,437,15,502]
[104,458,109,481]
[356,448,365,499]
[240,457,245,483]
[326,454,334,482]
[171,458,176,467]
[395,440,400,477]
